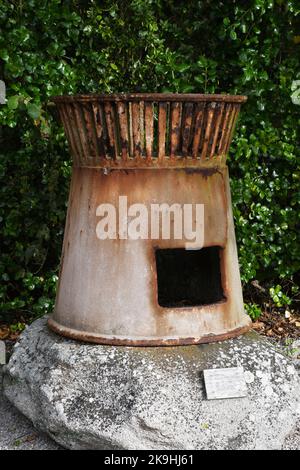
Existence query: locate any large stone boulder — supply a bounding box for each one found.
[3,317,300,450]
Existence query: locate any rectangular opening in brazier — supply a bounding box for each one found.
[155,246,225,308]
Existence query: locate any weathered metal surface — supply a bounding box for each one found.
[47,319,251,347]
[48,166,251,345]
[209,102,225,159]
[53,93,247,103]
[170,101,182,159]
[192,102,205,159]
[91,102,106,161]
[132,101,141,159]
[145,101,154,160]
[158,102,167,161]
[218,103,233,155]
[48,93,250,346]
[116,101,129,161]
[52,94,246,168]
[104,102,117,159]
[181,102,193,157]
[201,102,215,161]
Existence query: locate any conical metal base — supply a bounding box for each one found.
[48,166,251,345]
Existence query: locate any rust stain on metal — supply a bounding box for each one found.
[91,102,106,160]
[52,93,247,103]
[225,104,240,154]
[170,101,182,159]
[201,102,216,161]
[67,103,84,164]
[181,102,193,157]
[139,100,145,156]
[145,102,154,160]
[192,102,205,159]
[183,167,220,177]
[218,103,232,155]
[73,102,90,160]
[116,101,129,161]
[158,102,167,161]
[59,105,79,165]
[104,102,117,159]
[132,101,141,159]
[52,94,246,167]
[48,317,251,347]
[82,102,98,160]
[209,102,225,158]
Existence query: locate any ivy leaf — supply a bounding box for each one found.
[181,84,194,93]
[27,103,42,119]
[230,30,237,40]
[291,80,300,105]
[7,95,19,110]
[177,63,190,73]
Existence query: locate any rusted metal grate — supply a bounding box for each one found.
[52,93,246,168]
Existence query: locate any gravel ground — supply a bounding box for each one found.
[0,366,62,450]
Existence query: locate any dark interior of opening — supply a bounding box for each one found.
[155,246,225,308]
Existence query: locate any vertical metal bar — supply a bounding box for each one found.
[132,101,141,160]
[73,102,91,158]
[59,104,80,166]
[128,102,134,158]
[224,105,240,154]
[91,102,106,160]
[170,102,182,159]
[104,102,118,159]
[201,102,216,161]
[181,102,194,157]
[71,102,88,165]
[116,101,129,161]
[218,104,232,155]
[158,102,167,161]
[140,100,145,157]
[145,102,154,161]
[82,102,99,161]
[192,103,205,159]
[209,102,225,159]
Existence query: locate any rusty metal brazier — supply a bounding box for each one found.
[48,93,251,345]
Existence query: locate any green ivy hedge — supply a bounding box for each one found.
[0,0,299,322]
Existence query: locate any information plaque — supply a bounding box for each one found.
[0,340,5,365]
[204,367,248,400]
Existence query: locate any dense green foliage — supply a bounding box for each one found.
[0,0,299,322]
